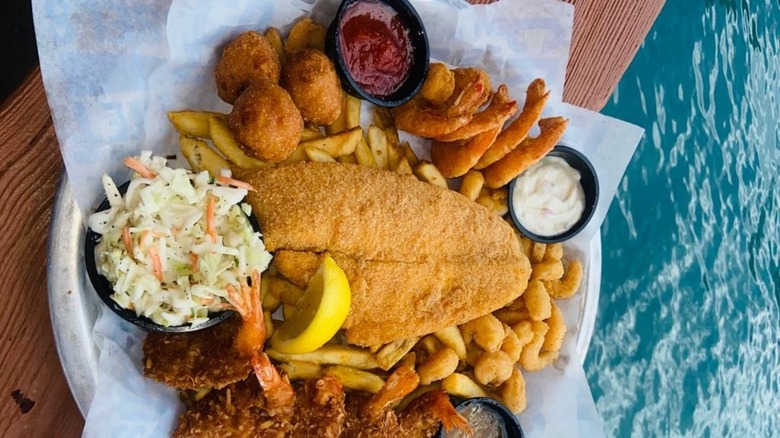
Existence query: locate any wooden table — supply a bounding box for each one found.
[0,0,663,435]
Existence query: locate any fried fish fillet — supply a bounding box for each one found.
[273,250,530,346]
[245,163,529,345]
[245,162,521,263]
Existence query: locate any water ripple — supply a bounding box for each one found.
[587,0,780,436]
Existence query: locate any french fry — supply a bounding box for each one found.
[367,125,389,169]
[279,360,322,381]
[355,137,378,168]
[325,98,347,135]
[305,146,338,163]
[286,18,327,53]
[267,345,381,370]
[345,94,362,129]
[370,108,402,164]
[401,142,419,166]
[386,140,401,171]
[412,161,448,189]
[369,344,383,354]
[434,326,467,361]
[168,111,225,138]
[323,365,385,393]
[420,335,443,356]
[376,337,420,370]
[208,117,269,169]
[283,144,309,164]
[264,310,274,338]
[372,107,394,130]
[261,278,282,312]
[179,136,230,176]
[264,27,287,66]
[399,352,417,370]
[338,154,358,164]
[459,170,484,201]
[301,127,324,141]
[283,303,297,320]
[441,373,489,399]
[300,127,362,157]
[379,121,402,170]
[267,276,304,306]
[395,157,413,175]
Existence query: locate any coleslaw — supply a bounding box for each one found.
[88,151,272,327]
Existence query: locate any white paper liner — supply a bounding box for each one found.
[32,0,643,436]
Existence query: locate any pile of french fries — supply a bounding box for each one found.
[252,239,582,414]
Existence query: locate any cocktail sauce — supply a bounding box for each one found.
[338,0,412,97]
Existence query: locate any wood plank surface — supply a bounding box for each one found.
[0,0,663,435]
[0,67,81,437]
[470,0,665,110]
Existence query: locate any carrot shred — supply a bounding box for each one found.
[216,175,256,192]
[148,245,163,282]
[124,157,156,179]
[190,253,199,272]
[207,195,217,243]
[122,227,135,260]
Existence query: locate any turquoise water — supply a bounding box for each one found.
[585,0,780,436]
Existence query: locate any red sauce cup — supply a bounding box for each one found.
[326,0,429,107]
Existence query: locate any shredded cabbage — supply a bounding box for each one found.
[88,151,271,327]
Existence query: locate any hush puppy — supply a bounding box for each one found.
[228,81,303,163]
[216,31,281,104]
[281,49,342,125]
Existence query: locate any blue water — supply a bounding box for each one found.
[585,0,780,436]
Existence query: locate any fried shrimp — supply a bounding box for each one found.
[174,376,346,438]
[228,81,303,163]
[143,316,252,390]
[282,49,343,125]
[215,31,281,104]
[393,96,473,138]
[435,85,516,142]
[483,116,569,188]
[445,67,492,118]
[476,78,549,169]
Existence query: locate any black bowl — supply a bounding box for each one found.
[437,397,525,438]
[325,0,429,107]
[84,180,262,333]
[508,145,599,244]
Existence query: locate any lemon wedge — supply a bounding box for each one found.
[270,255,351,354]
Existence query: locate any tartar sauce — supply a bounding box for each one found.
[444,404,505,438]
[512,156,585,236]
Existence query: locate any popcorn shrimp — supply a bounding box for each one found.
[418,348,459,385]
[474,350,514,386]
